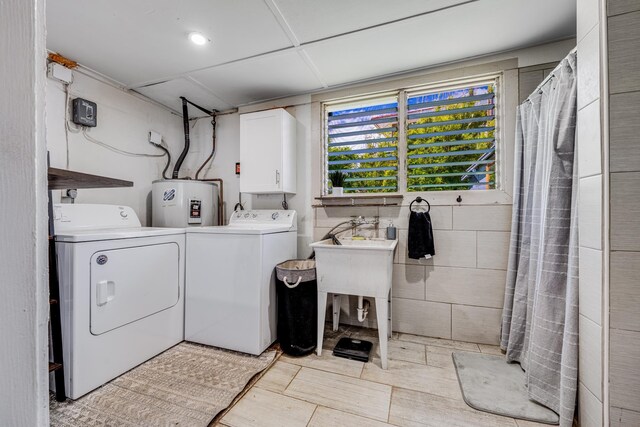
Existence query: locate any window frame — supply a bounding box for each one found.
[320,73,508,202]
[322,91,400,196]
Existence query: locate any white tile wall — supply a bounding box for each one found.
[577,99,603,178]
[379,205,452,230]
[397,229,477,268]
[315,206,379,228]
[392,264,426,300]
[577,25,601,110]
[314,200,512,344]
[610,251,640,332]
[578,247,603,325]
[425,266,506,308]
[451,305,502,345]
[477,231,510,270]
[577,0,600,42]
[579,383,604,427]
[579,315,603,400]
[392,299,451,339]
[578,174,603,250]
[452,205,512,231]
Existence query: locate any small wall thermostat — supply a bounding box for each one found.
[72,97,97,127]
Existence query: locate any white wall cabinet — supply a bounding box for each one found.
[240,108,296,194]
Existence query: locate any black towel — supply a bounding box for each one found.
[408,211,435,259]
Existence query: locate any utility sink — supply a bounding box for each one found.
[310,237,397,369]
[310,238,397,296]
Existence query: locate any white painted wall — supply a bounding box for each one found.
[0,0,49,424]
[46,71,185,224]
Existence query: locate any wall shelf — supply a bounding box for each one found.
[48,167,133,190]
[313,194,403,207]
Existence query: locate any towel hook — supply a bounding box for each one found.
[409,196,430,213]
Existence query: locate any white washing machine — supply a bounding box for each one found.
[185,210,297,355]
[53,204,185,399]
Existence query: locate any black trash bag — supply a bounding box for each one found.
[275,260,317,357]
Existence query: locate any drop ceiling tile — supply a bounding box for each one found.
[133,77,232,115]
[273,0,464,44]
[189,50,324,106]
[47,0,293,86]
[303,0,576,86]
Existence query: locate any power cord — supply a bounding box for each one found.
[81,129,166,158]
[233,192,244,211]
[149,141,172,179]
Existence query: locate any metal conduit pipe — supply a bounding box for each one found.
[172,97,191,179]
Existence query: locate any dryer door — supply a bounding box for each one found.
[90,242,180,335]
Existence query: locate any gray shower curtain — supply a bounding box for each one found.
[500,51,578,427]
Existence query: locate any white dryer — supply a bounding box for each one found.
[53,204,185,399]
[185,210,297,355]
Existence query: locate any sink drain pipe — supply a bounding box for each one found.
[357,296,370,322]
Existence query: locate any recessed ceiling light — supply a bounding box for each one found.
[188,32,209,46]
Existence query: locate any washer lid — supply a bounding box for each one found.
[228,210,297,229]
[55,227,185,242]
[186,225,293,235]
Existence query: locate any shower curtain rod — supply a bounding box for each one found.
[525,47,577,103]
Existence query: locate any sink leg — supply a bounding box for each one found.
[375,296,388,369]
[332,294,341,332]
[317,291,328,356]
[388,288,392,339]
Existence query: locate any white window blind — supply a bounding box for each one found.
[406,81,497,191]
[326,97,399,193]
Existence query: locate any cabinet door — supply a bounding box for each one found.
[240,111,283,193]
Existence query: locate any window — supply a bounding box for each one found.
[323,77,499,194]
[406,82,496,191]
[325,96,399,193]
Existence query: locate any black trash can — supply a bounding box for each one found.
[275,260,317,357]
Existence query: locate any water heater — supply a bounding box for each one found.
[152,180,218,227]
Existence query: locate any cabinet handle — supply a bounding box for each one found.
[276,170,280,185]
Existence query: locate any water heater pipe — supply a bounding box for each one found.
[173,96,216,179]
[172,97,190,179]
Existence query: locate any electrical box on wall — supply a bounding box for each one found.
[72,98,97,127]
[47,62,73,84]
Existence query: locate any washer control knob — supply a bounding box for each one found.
[120,211,128,218]
[251,213,257,218]
[244,213,250,218]
[271,212,279,220]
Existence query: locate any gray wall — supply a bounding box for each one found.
[607,2,640,425]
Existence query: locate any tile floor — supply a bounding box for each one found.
[219,325,551,427]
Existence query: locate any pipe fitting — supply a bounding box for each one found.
[357,296,370,322]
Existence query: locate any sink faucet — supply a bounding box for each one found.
[351,216,379,238]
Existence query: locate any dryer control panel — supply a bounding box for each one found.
[229,210,296,230]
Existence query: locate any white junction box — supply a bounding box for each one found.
[47,62,73,84]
